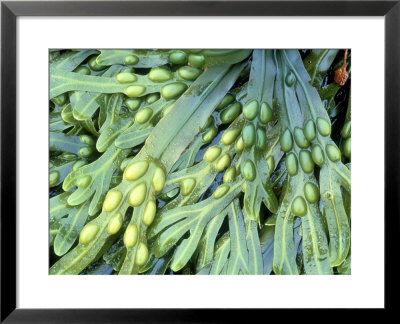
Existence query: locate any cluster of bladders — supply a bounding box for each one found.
[280,115,342,217]
[53,50,349,270]
[78,159,166,267]
[76,131,242,266]
[241,98,275,179]
[71,92,276,268]
[51,80,251,267]
[50,51,215,195]
[120,65,198,99]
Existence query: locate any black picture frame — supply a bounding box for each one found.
[1,0,398,322]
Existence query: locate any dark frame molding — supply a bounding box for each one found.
[1,0,398,322]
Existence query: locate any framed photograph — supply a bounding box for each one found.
[1,0,398,321]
